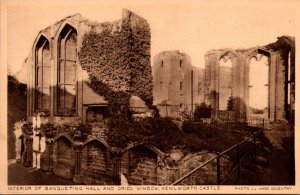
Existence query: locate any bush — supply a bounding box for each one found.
[194,103,211,119]
[21,123,33,136]
[106,116,181,149]
[106,117,243,153]
[182,120,243,152]
[227,96,234,111]
[40,123,92,140]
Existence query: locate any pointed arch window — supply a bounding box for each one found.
[57,25,77,114]
[35,36,50,111]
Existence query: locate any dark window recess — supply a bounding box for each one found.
[86,106,109,125]
[180,60,183,67]
[161,61,164,67]
[198,82,201,95]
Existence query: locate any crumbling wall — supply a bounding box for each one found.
[121,146,158,185]
[204,36,295,122]
[265,36,295,121]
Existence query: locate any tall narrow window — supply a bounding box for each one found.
[57,25,77,114]
[35,36,50,111]
[180,60,183,67]
[160,81,163,89]
[180,81,183,96]
[161,61,164,67]
[198,82,201,95]
[249,51,269,116]
[219,54,233,111]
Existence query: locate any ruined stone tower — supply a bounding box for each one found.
[152,50,204,117]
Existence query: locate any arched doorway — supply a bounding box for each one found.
[121,145,159,185]
[218,54,233,111]
[16,135,24,161]
[53,136,75,179]
[81,140,114,185]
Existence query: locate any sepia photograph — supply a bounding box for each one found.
[0,0,299,194]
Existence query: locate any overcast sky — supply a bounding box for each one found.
[4,0,296,80]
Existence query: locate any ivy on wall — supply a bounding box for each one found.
[78,19,152,119]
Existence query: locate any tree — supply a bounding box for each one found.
[194,103,211,119]
[227,96,234,111]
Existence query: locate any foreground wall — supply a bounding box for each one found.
[18,9,154,184]
[22,132,226,185]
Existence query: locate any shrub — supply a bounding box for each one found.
[106,117,243,153]
[40,123,92,140]
[182,120,243,152]
[21,123,33,136]
[194,103,211,119]
[227,96,234,111]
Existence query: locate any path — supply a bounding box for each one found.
[8,161,74,185]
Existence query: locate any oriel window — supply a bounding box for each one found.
[57,25,77,114]
[35,36,50,111]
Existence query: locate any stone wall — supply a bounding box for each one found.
[81,140,113,185]
[156,151,232,185]
[121,146,158,185]
[25,9,152,124]
[204,36,295,122]
[22,132,237,185]
[152,50,204,116]
[53,137,75,179]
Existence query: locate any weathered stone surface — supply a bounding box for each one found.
[204,36,295,122]
[152,50,204,118]
[24,8,152,124]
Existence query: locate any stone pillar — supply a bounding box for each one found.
[112,155,121,185]
[239,54,247,118]
[275,53,286,120]
[36,153,41,169]
[46,140,54,174]
[16,138,22,160]
[269,53,277,121]
[73,144,82,184]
